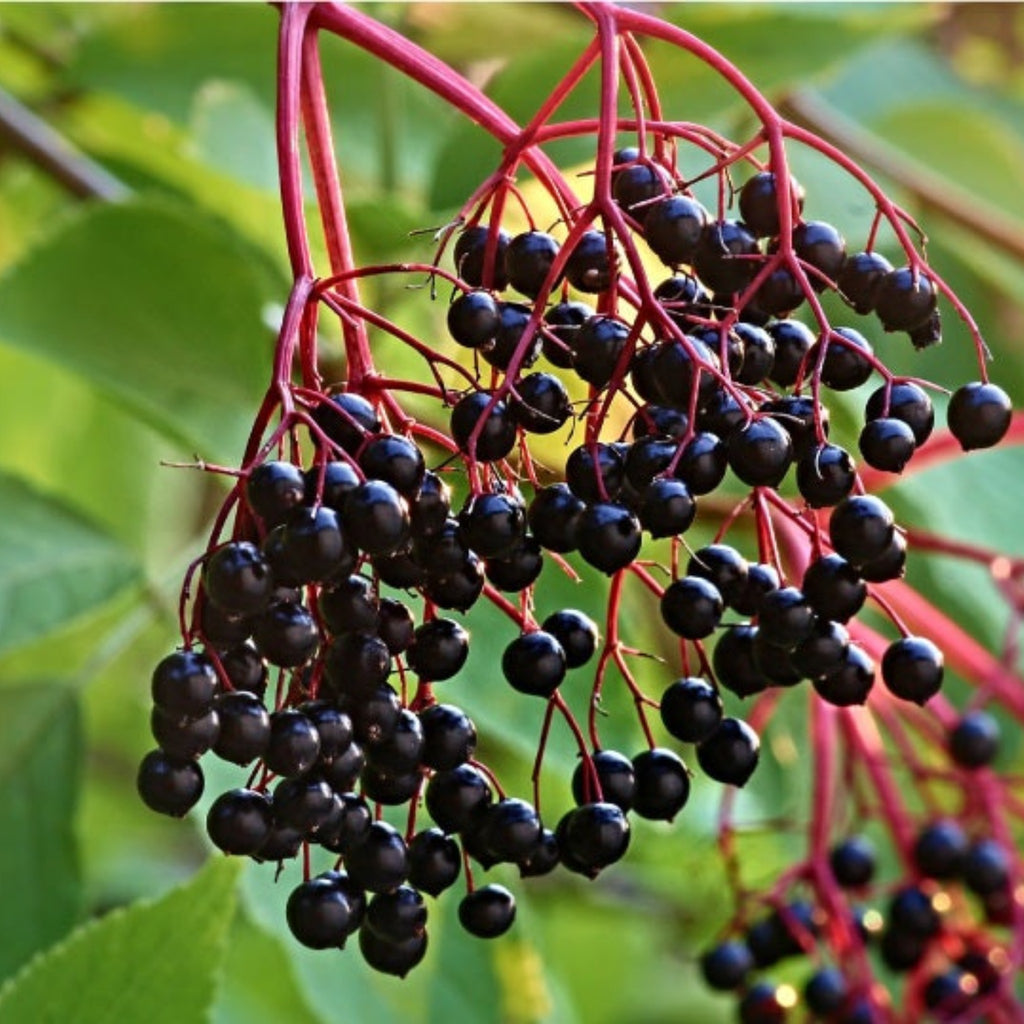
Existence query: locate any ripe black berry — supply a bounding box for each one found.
[510,372,571,434]
[341,480,409,557]
[447,289,500,349]
[478,798,543,863]
[137,749,204,817]
[407,828,461,897]
[730,563,780,617]
[358,927,427,977]
[213,690,271,765]
[700,940,754,990]
[757,587,814,649]
[571,749,635,810]
[311,392,381,454]
[817,326,875,391]
[767,319,815,387]
[813,645,875,706]
[458,884,516,938]
[324,631,391,697]
[791,619,848,679]
[875,266,937,331]
[687,544,749,607]
[264,709,321,778]
[286,874,359,949]
[202,542,274,616]
[859,417,916,473]
[565,442,624,503]
[425,764,492,833]
[726,416,793,487]
[829,835,876,888]
[409,471,451,540]
[914,819,968,880]
[837,250,893,314]
[454,224,509,289]
[881,636,944,705]
[947,381,1012,451]
[949,709,1000,768]
[541,609,598,668]
[962,838,1010,896]
[643,195,708,265]
[802,554,866,622]
[506,230,562,298]
[738,981,790,1024]
[246,460,306,527]
[419,704,477,770]
[613,161,664,218]
[365,885,427,943]
[660,576,723,639]
[804,967,849,1016]
[377,598,415,655]
[738,171,803,238]
[421,553,485,612]
[829,495,895,566]
[502,631,567,697]
[483,301,542,371]
[660,677,723,744]
[543,300,593,368]
[527,483,583,553]
[631,748,690,820]
[406,618,469,682]
[345,820,410,894]
[675,432,727,494]
[565,229,615,293]
[793,219,846,288]
[151,650,218,720]
[713,625,766,698]
[273,775,337,838]
[571,315,631,389]
[450,391,517,462]
[865,381,934,445]
[575,502,642,575]
[697,718,760,786]
[638,478,696,539]
[151,706,220,761]
[694,220,759,294]
[358,435,425,499]
[206,788,273,855]
[253,600,319,667]
[796,442,855,508]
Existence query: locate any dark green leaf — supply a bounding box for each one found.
[0,471,139,654]
[0,856,240,1023]
[0,684,82,982]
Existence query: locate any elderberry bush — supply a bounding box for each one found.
[134,3,1024,1018]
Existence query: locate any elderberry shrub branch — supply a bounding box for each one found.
[135,2,1024,1018]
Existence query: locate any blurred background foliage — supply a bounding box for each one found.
[0,4,1022,1022]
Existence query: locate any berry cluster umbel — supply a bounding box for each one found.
[136,2,1024,1016]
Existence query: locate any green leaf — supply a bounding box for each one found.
[0,856,240,1024]
[0,471,139,655]
[0,199,285,460]
[0,685,82,982]
[213,912,327,1024]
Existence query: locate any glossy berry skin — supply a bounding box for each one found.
[571,316,631,389]
[407,828,461,897]
[694,220,759,294]
[264,710,321,778]
[660,577,723,640]
[638,478,696,539]
[796,443,855,508]
[206,788,273,855]
[738,171,804,238]
[286,874,359,949]
[949,710,1000,768]
[947,382,1012,451]
[506,230,562,298]
[246,460,306,527]
[838,250,893,314]
[802,554,866,622]
[459,885,516,939]
[697,718,760,787]
[687,544,749,607]
[726,417,793,487]
[575,502,642,575]
[487,538,544,593]
[517,829,560,878]
[319,575,377,636]
[358,927,427,978]
[865,381,934,446]
[660,677,723,745]
[571,749,635,810]
[793,220,846,289]
[700,940,754,991]
[817,326,875,391]
[613,162,664,218]
[767,319,815,387]
[875,266,937,331]
[913,820,968,880]
[511,372,571,434]
[643,195,708,265]
[458,491,526,559]
[454,225,509,289]
[712,625,766,698]
[269,506,351,586]
[829,495,895,567]
[730,563,780,618]
[478,798,543,863]
[631,748,690,820]
[409,471,451,540]
[890,885,941,938]
[804,967,849,1016]
[558,802,631,876]
[542,609,598,668]
[202,542,274,616]
[543,300,593,367]
[450,391,517,462]
[527,483,583,553]
[566,442,624,504]
[151,650,219,720]
[859,417,916,473]
[675,432,727,495]
[311,392,381,455]
[365,886,427,946]
[421,554,485,613]
[406,619,469,682]
[484,301,542,371]
[151,706,220,761]
[324,632,391,698]
[565,229,615,293]
[881,636,944,705]
[341,481,409,558]
[137,749,204,817]
[213,691,271,765]
[447,289,500,349]
[253,601,319,668]
[425,765,492,834]
[305,459,361,513]
[757,587,814,649]
[502,631,567,697]
[812,644,874,706]
[358,435,425,499]
[730,322,776,385]
[344,821,409,894]
[792,619,849,680]
[829,835,877,888]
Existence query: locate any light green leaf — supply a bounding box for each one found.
[213,912,327,1024]
[0,856,240,1024]
[0,685,82,982]
[0,199,284,460]
[0,471,140,655]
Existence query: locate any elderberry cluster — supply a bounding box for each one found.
[136,7,1019,1007]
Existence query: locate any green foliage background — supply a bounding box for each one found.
[0,4,1022,1022]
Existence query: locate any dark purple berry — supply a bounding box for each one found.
[502,631,566,697]
[458,885,516,938]
[947,382,1012,451]
[207,788,273,855]
[137,749,204,817]
[697,718,760,786]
